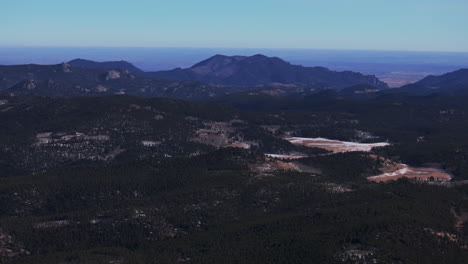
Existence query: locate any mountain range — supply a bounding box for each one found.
[147,54,389,89]
[2,55,468,263]
[0,54,393,100]
[1,55,468,101]
[0,63,242,100]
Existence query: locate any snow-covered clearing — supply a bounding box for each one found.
[367,163,452,182]
[265,153,308,160]
[287,137,389,153]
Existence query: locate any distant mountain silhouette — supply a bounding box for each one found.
[147,54,389,89]
[68,59,144,74]
[0,63,248,100]
[0,55,393,100]
[395,69,468,95]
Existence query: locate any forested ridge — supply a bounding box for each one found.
[1,92,468,263]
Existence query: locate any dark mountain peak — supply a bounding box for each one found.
[241,54,290,66]
[422,68,468,82]
[68,58,144,74]
[392,68,468,95]
[190,54,246,72]
[68,58,91,64]
[191,54,289,71]
[149,54,388,89]
[419,68,468,82]
[247,54,274,61]
[451,68,468,74]
[249,53,284,61]
[69,58,130,64]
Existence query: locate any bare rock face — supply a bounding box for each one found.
[23,80,36,90]
[61,63,72,73]
[95,85,109,93]
[105,70,121,80]
[122,70,136,79]
[0,229,30,260]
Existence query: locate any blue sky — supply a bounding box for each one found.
[2,0,468,52]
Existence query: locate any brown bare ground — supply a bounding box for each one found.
[424,228,459,243]
[283,137,451,183]
[250,156,320,175]
[250,160,298,173]
[224,142,251,149]
[367,156,452,182]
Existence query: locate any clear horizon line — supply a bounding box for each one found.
[1,45,468,54]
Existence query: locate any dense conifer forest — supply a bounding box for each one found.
[0,91,468,263]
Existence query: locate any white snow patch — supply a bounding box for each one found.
[287,137,390,152]
[142,141,160,147]
[368,166,410,180]
[265,153,307,159]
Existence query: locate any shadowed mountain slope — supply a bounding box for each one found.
[147,54,389,89]
[0,63,248,100]
[68,58,145,74]
[394,69,468,95]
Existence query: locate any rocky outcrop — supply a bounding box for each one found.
[105,70,121,80]
[95,85,109,92]
[61,63,72,73]
[23,80,36,90]
[0,230,30,261]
